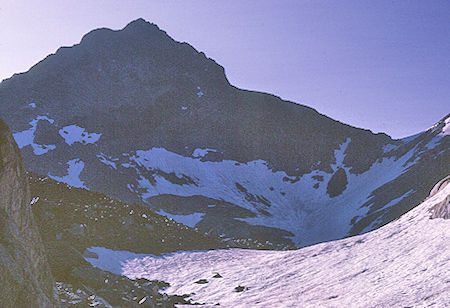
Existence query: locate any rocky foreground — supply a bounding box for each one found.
[28,168,291,307]
[0,119,192,307]
[0,119,59,307]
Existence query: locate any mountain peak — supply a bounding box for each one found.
[122,17,162,33]
[78,18,165,46]
[1,19,448,251]
[128,17,148,25]
[427,113,450,136]
[125,18,152,27]
[440,114,450,136]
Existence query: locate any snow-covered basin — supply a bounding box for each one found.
[85,185,450,307]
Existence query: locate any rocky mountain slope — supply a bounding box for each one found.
[29,172,288,259]
[0,119,59,307]
[0,118,213,307]
[1,18,448,247]
[85,176,450,307]
[29,172,289,307]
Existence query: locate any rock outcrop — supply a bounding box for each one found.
[430,175,450,219]
[0,119,59,307]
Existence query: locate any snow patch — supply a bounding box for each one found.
[196,86,204,97]
[12,115,56,155]
[117,138,419,247]
[85,247,147,275]
[59,125,101,145]
[381,189,415,211]
[425,136,442,150]
[156,209,205,228]
[423,117,449,149]
[332,138,350,170]
[96,153,118,169]
[192,148,217,158]
[30,197,39,205]
[49,159,87,189]
[400,132,422,143]
[28,102,36,108]
[439,117,450,136]
[382,143,397,153]
[33,144,56,155]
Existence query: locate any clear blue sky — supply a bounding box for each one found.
[1,0,449,138]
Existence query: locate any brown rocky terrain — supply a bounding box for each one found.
[0,119,59,307]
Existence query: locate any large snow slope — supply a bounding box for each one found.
[86,180,450,307]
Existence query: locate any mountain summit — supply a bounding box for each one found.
[1,19,448,247]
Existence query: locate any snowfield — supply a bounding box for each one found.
[11,108,449,248]
[86,180,450,307]
[49,159,87,189]
[156,209,205,228]
[12,115,56,155]
[118,138,418,246]
[59,124,102,145]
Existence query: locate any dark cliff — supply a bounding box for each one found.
[0,119,59,307]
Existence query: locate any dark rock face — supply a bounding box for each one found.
[327,168,348,197]
[0,19,391,177]
[0,119,59,307]
[147,194,294,246]
[34,120,61,145]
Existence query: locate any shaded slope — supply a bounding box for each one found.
[29,172,289,254]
